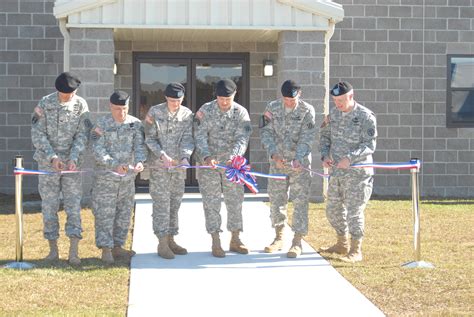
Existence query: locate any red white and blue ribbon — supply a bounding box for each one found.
[14,166,138,177]
[351,160,421,170]
[215,156,259,193]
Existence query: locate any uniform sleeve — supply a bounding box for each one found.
[194,109,211,160]
[259,104,278,159]
[295,107,316,162]
[144,109,165,158]
[31,101,57,163]
[92,121,118,170]
[348,113,377,162]
[180,113,195,160]
[134,121,148,164]
[319,114,332,160]
[231,109,252,158]
[69,102,91,164]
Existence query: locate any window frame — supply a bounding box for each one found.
[446,54,474,128]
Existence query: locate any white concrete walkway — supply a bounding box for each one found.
[128,194,384,317]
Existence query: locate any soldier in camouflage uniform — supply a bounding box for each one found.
[259,80,316,258]
[31,72,90,265]
[91,91,147,264]
[319,81,377,263]
[195,79,252,258]
[144,83,194,260]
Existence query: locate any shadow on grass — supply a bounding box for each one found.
[422,200,474,205]
[1,257,131,271]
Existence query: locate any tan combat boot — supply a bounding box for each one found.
[112,246,136,259]
[45,239,59,261]
[157,235,175,259]
[341,238,363,263]
[264,225,284,253]
[169,235,187,255]
[287,233,303,258]
[229,230,249,254]
[68,237,81,265]
[319,234,349,255]
[101,247,114,264]
[211,232,225,258]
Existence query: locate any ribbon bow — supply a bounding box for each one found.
[221,156,259,194]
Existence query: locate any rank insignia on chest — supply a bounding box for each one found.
[130,123,134,128]
[352,117,360,124]
[291,116,301,121]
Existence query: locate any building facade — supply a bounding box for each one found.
[0,0,473,198]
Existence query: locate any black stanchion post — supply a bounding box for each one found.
[4,155,34,270]
[402,158,434,269]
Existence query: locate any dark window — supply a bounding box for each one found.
[446,55,474,128]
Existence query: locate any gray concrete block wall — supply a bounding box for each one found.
[69,28,115,200]
[330,0,474,198]
[0,0,62,194]
[114,39,280,192]
[278,31,326,201]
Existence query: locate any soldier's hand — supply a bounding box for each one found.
[291,159,303,171]
[204,157,217,168]
[67,160,77,171]
[116,165,129,175]
[225,159,233,167]
[134,162,144,172]
[160,153,174,168]
[52,158,65,171]
[272,154,286,169]
[336,157,351,169]
[322,157,334,168]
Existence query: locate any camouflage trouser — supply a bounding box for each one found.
[268,165,311,235]
[326,174,374,240]
[197,168,244,233]
[38,163,83,240]
[92,173,135,249]
[150,169,185,238]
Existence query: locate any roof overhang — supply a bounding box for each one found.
[53,0,344,42]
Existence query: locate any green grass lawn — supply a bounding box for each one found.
[300,199,474,316]
[1,196,473,316]
[0,195,131,316]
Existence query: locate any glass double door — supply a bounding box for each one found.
[133,52,249,189]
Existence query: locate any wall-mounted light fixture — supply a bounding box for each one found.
[263,60,274,77]
[113,59,118,75]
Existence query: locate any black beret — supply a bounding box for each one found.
[330,81,353,96]
[165,82,185,98]
[281,80,301,98]
[215,79,237,97]
[110,90,130,106]
[55,72,81,93]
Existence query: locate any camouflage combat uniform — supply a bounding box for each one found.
[31,92,90,240]
[319,102,377,239]
[145,103,194,238]
[259,98,316,235]
[194,100,252,233]
[91,114,147,249]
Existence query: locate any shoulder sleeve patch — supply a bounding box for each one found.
[195,111,204,120]
[320,115,330,128]
[145,114,154,125]
[91,127,103,141]
[32,106,43,124]
[367,128,375,137]
[84,118,93,129]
